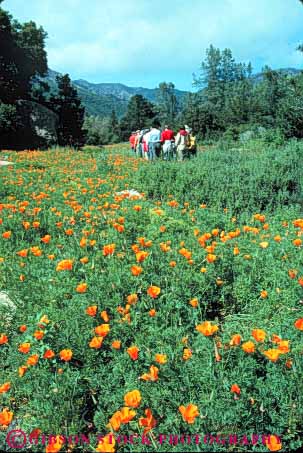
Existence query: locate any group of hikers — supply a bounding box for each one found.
[129,124,197,161]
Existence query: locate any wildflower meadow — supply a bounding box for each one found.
[0,139,303,452]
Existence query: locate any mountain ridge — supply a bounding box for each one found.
[43,67,302,118]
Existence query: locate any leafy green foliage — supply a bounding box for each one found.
[49,74,86,149]
[120,95,156,140]
[0,142,303,452]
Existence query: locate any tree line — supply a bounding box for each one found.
[1,0,303,150]
[0,0,85,149]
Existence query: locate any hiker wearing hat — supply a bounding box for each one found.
[129,132,136,153]
[148,122,161,161]
[161,125,175,161]
[174,126,189,161]
[188,128,197,158]
[134,130,142,157]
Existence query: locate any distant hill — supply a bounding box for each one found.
[42,67,302,118]
[43,70,188,117]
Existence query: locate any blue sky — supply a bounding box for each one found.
[5,0,303,91]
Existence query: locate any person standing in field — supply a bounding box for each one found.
[174,126,189,161]
[161,125,175,160]
[142,128,151,160]
[187,128,197,158]
[134,130,141,157]
[129,132,136,152]
[148,123,161,161]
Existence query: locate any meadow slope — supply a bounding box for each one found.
[0,141,303,452]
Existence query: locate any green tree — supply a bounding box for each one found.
[109,109,120,143]
[49,74,86,148]
[156,82,177,126]
[0,5,47,103]
[119,95,155,140]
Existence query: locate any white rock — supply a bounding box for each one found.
[0,292,17,327]
[0,161,14,166]
[115,189,143,199]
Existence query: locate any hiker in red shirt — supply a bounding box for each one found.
[161,125,175,160]
[129,132,136,152]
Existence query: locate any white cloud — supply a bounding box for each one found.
[6,0,303,89]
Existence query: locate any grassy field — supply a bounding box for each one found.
[0,140,303,452]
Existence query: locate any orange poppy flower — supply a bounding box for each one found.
[41,235,51,244]
[206,253,216,263]
[80,256,89,264]
[179,404,199,424]
[95,324,110,337]
[56,259,73,271]
[230,334,242,346]
[294,318,303,330]
[45,435,65,453]
[183,348,192,360]
[0,408,13,427]
[86,305,97,317]
[59,349,73,361]
[76,282,87,293]
[112,340,121,349]
[107,411,122,431]
[18,366,27,377]
[19,325,27,333]
[80,237,87,247]
[189,298,199,308]
[2,231,11,239]
[231,384,241,395]
[0,382,11,394]
[16,249,28,258]
[119,407,136,424]
[96,434,116,453]
[277,340,290,354]
[89,336,103,349]
[139,408,157,434]
[103,243,116,256]
[127,346,139,360]
[26,354,39,366]
[136,251,149,263]
[18,342,31,354]
[43,349,55,359]
[260,290,268,299]
[30,246,42,257]
[140,365,159,382]
[124,390,141,408]
[155,354,167,364]
[100,311,109,322]
[292,238,302,247]
[265,435,282,451]
[0,334,8,345]
[131,265,143,276]
[288,269,298,279]
[147,286,161,299]
[242,341,255,353]
[263,349,281,362]
[259,241,269,249]
[33,331,44,340]
[149,308,156,317]
[252,329,266,342]
[196,321,219,337]
[127,294,138,305]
